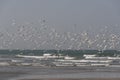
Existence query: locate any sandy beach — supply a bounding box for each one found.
[19,78,120,80]
[0,66,120,80]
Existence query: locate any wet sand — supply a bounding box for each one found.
[20,78,120,80]
[1,66,120,80]
[0,72,25,80]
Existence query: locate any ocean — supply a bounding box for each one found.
[0,50,120,80]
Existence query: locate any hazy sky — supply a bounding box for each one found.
[0,0,120,49]
[0,0,120,31]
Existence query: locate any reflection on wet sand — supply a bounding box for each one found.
[1,66,120,80]
[20,78,120,80]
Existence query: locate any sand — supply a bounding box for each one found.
[19,78,120,80]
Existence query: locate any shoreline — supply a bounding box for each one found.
[1,66,120,80]
[19,78,120,80]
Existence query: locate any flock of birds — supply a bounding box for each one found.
[0,20,120,50]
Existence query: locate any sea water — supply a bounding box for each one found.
[0,50,120,80]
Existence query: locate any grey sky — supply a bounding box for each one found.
[0,0,120,49]
[0,0,120,30]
